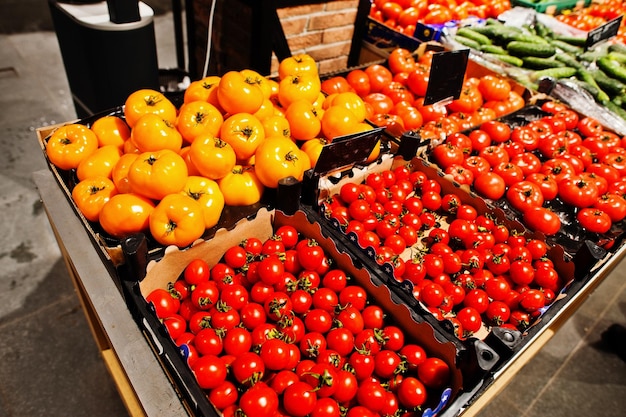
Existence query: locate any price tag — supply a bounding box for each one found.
[586,15,623,50]
[423,49,469,106]
[314,127,384,174]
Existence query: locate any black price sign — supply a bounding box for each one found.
[586,15,623,50]
[423,49,469,106]
[314,127,384,174]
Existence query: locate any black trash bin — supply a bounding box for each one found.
[49,0,160,118]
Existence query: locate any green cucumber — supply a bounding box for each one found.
[503,33,550,44]
[608,43,626,55]
[530,67,578,81]
[569,78,602,101]
[533,20,554,39]
[607,51,626,64]
[522,56,565,69]
[597,56,626,84]
[454,35,481,50]
[549,39,583,55]
[590,68,626,96]
[479,44,507,55]
[576,68,611,103]
[554,53,585,70]
[605,99,626,120]
[456,27,492,46]
[552,34,587,47]
[507,41,556,58]
[484,53,523,67]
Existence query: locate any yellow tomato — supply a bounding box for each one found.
[217,70,265,115]
[267,78,280,99]
[285,99,322,141]
[367,139,382,163]
[183,75,221,105]
[261,114,291,139]
[300,138,328,169]
[218,165,265,206]
[320,105,360,141]
[240,69,273,99]
[312,92,327,113]
[328,92,367,122]
[189,134,237,180]
[76,144,122,181]
[99,193,155,239]
[149,194,206,248]
[46,124,99,171]
[181,176,225,228]
[220,113,266,161]
[71,176,118,222]
[278,73,322,109]
[254,98,275,121]
[179,146,202,176]
[111,153,139,194]
[278,53,318,80]
[254,136,307,188]
[176,100,224,144]
[90,115,130,149]
[123,138,141,154]
[128,149,188,200]
[124,89,177,128]
[130,113,183,153]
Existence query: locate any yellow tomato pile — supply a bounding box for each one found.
[45,54,377,248]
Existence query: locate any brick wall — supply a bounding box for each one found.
[190,0,362,79]
[273,0,360,75]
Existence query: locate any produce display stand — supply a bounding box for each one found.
[33,139,626,417]
[33,2,626,415]
[33,168,189,417]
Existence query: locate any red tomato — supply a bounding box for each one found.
[577,208,612,233]
[506,180,544,212]
[474,172,506,200]
[523,206,561,235]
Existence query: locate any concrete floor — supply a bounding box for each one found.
[0,3,625,417]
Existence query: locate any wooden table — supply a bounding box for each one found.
[34,169,191,417]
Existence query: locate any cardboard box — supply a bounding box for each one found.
[122,208,500,417]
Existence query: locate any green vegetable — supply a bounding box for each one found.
[552,34,587,47]
[479,44,507,55]
[554,53,585,70]
[597,56,626,84]
[522,56,565,69]
[590,68,626,96]
[484,53,524,67]
[576,68,611,103]
[608,43,626,55]
[530,67,578,81]
[507,41,556,58]
[533,20,554,39]
[454,35,481,50]
[456,27,492,46]
[549,39,583,55]
[604,99,626,120]
[503,33,549,44]
[607,51,626,64]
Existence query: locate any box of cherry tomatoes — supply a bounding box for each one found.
[120,207,500,417]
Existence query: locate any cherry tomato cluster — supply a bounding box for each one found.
[146,228,453,417]
[369,0,511,37]
[321,48,525,140]
[321,164,561,335]
[432,101,626,236]
[555,0,626,44]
